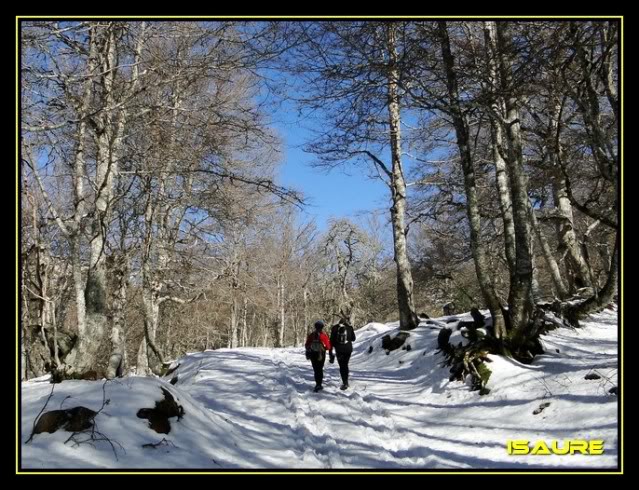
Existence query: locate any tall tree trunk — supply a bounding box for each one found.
[79,24,121,374]
[491,21,536,343]
[107,255,128,379]
[529,204,570,299]
[139,184,166,376]
[48,296,61,369]
[303,286,310,331]
[67,24,101,343]
[564,228,619,321]
[599,22,619,125]
[64,22,147,376]
[262,318,269,348]
[387,24,419,331]
[64,23,142,376]
[491,123,518,280]
[21,256,30,380]
[438,21,507,339]
[250,312,257,347]
[21,248,39,379]
[137,63,191,371]
[546,99,591,291]
[278,276,286,347]
[230,294,239,349]
[553,178,592,290]
[57,26,100,375]
[483,23,517,282]
[334,246,354,321]
[136,331,150,374]
[241,291,248,348]
[138,289,160,375]
[138,155,170,374]
[293,312,300,347]
[229,251,240,349]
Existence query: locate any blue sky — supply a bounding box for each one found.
[270,100,391,232]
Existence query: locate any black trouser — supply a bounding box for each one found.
[336,350,352,385]
[310,355,326,386]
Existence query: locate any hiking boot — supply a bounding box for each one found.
[340,384,348,390]
[314,385,323,392]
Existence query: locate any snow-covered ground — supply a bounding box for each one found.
[20,307,619,470]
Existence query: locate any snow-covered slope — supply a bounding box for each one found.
[20,307,619,470]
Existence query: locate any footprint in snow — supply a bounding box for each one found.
[533,402,551,415]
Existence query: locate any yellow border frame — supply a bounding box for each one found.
[16,14,623,476]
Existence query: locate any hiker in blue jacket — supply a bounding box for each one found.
[329,318,356,390]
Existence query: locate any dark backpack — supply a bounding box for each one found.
[310,333,326,358]
[337,325,349,345]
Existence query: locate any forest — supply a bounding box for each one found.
[20,19,619,383]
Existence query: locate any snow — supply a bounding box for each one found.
[20,307,619,470]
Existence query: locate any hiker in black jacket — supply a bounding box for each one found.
[329,318,356,390]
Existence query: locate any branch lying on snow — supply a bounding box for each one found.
[63,381,126,461]
[65,427,126,461]
[533,374,554,398]
[59,395,72,409]
[142,437,177,449]
[584,366,617,394]
[25,383,56,444]
[25,380,126,460]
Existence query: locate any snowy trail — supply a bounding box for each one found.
[272,350,345,468]
[272,349,402,468]
[21,308,619,469]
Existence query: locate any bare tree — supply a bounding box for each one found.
[285,21,420,330]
